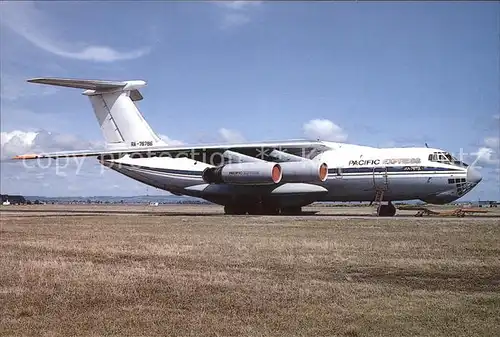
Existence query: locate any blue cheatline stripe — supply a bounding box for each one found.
[108,162,464,178]
[328,166,463,174]
[328,173,464,178]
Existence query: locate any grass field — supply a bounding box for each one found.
[1,205,499,336]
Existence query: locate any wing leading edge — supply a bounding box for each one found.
[12,140,330,164]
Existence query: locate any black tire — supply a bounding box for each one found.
[281,206,302,215]
[224,205,246,215]
[377,203,396,217]
[248,203,280,215]
[264,207,280,215]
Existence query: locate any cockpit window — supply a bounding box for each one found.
[429,152,451,164]
[429,151,468,167]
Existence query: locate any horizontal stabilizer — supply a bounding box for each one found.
[27,78,146,101]
[29,78,125,90]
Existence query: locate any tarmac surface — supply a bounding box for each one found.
[1,203,499,219]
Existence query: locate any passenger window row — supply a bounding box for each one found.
[448,178,466,184]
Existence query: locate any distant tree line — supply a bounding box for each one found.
[1,194,27,205]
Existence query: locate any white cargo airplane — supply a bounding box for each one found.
[13,78,482,216]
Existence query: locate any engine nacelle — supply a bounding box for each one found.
[202,162,282,185]
[279,161,328,183]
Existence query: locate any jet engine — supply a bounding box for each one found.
[279,161,328,183]
[202,162,282,185]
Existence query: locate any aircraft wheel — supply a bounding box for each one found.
[264,206,280,215]
[387,202,396,216]
[247,203,280,215]
[377,202,396,217]
[281,206,302,215]
[247,205,260,215]
[224,205,246,215]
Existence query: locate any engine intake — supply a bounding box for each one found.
[202,162,282,185]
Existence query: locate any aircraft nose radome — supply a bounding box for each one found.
[467,167,482,184]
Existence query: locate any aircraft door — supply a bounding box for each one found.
[373,166,389,191]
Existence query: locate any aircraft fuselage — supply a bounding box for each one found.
[101,142,481,208]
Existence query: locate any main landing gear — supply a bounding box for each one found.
[376,201,396,217]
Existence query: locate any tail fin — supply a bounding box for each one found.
[27,78,166,149]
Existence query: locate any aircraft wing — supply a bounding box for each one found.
[12,140,330,165]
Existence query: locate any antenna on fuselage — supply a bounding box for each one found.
[425,143,429,148]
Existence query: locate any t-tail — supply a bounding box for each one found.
[27,78,166,149]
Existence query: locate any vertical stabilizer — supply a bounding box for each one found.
[27,78,167,149]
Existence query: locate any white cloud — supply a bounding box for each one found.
[0,129,141,196]
[484,137,499,150]
[0,130,103,160]
[0,131,38,159]
[218,128,246,143]
[0,129,205,160]
[0,1,150,62]
[303,119,347,142]
[159,134,184,146]
[0,130,193,197]
[216,1,262,10]
[214,0,262,28]
[471,147,499,167]
[467,136,500,168]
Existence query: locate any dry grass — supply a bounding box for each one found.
[1,205,499,336]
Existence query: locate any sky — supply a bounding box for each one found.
[0,1,499,199]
